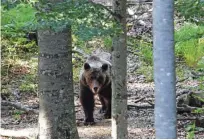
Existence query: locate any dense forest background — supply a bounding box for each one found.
[1,0,204,139]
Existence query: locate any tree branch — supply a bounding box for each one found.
[128,104,203,113]
[72,49,88,58]
[1,100,39,114]
[134,97,145,103]
[127,104,153,110]
[177,105,203,113]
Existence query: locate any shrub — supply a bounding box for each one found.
[175,23,204,68]
[175,0,204,25]
[1,3,37,37]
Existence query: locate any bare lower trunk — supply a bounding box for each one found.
[111,0,128,139]
[38,28,79,139]
[153,0,177,138]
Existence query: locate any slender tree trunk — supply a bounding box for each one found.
[111,0,128,139]
[153,0,177,138]
[38,27,79,139]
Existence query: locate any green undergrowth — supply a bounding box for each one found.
[176,64,192,80]
[175,0,204,25]
[175,23,204,68]
[130,23,204,71]
[136,62,154,82]
[137,40,153,65]
[127,23,204,82]
[72,54,83,83]
[1,3,37,37]
[1,56,38,96]
[1,36,38,97]
[186,106,204,139]
[127,37,154,82]
[19,57,38,93]
[1,2,203,95]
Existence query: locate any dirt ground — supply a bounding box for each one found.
[1,51,204,139]
[1,80,204,139]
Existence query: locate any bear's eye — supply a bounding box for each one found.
[91,76,95,80]
[102,64,108,71]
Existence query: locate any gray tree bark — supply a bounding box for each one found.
[111,0,128,139]
[38,27,79,139]
[153,0,177,138]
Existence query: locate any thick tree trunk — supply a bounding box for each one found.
[111,0,128,139]
[153,0,177,138]
[38,27,79,139]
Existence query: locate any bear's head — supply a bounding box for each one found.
[82,59,110,94]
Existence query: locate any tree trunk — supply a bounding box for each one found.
[38,27,79,139]
[111,0,128,139]
[153,0,177,138]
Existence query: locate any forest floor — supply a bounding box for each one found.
[1,50,204,139]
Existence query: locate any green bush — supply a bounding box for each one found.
[175,23,204,42]
[175,0,204,25]
[175,23,204,68]
[1,3,37,37]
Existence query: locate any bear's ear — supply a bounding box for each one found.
[102,64,108,71]
[84,63,91,71]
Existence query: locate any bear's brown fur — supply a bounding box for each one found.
[79,53,112,125]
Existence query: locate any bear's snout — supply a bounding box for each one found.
[91,87,99,94]
[90,80,100,94]
[93,87,98,92]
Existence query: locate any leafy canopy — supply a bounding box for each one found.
[1,0,120,41]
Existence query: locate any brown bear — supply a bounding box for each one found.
[79,52,112,125]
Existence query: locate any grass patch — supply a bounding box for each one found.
[175,23,204,42]
[175,23,204,68]
[136,63,154,82]
[128,37,153,65]
[175,39,204,68]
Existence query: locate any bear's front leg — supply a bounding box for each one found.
[80,86,95,125]
[98,95,106,114]
[83,108,95,125]
[81,98,95,125]
[104,99,111,119]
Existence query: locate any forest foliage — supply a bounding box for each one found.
[1,0,204,93]
[1,0,204,139]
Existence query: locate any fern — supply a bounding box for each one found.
[1,3,37,37]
